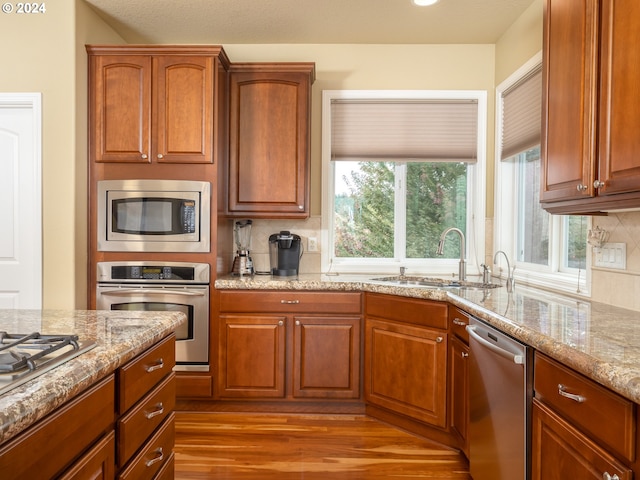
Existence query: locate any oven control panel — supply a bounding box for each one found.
[97,261,210,284]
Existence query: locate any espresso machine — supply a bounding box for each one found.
[269,231,302,276]
[231,219,254,275]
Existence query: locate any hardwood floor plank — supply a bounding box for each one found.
[174,412,470,479]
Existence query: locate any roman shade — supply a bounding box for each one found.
[330,99,478,163]
[500,65,542,160]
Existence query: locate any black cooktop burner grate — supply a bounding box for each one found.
[0,332,81,373]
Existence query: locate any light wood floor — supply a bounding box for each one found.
[174,412,470,479]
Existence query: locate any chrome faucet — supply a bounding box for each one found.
[493,250,515,292]
[436,227,466,282]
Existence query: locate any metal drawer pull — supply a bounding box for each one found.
[603,473,620,480]
[453,318,466,326]
[280,299,300,304]
[144,403,164,419]
[145,447,164,467]
[145,359,164,373]
[558,384,586,403]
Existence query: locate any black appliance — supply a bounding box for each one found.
[269,231,302,276]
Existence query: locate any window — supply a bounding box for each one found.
[322,90,487,275]
[495,54,588,294]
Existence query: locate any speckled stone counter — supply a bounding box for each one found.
[0,309,185,445]
[216,273,640,404]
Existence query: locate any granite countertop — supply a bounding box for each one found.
[216,273,640,404]
[0,309,185,445]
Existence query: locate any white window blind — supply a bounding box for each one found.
[501,65,542,160]
[330,99,478,163]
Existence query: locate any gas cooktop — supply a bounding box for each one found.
[0,332,96,396]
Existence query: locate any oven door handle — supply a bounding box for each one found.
[98,288,206,297]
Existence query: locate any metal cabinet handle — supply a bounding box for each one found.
[461,351,469,358]
[141,153,148,159]
[436,336,443,343]
[157,153,164,159]
[145,447,164,467]
[453,318,466,326]
[594,180,605,189]
[145,359,164,373]
[295,320,301,326]
[278,320,284,326]
[298,205,304,210]
[603,473,620,480]
[576,184,588,191]
[558,384,586,403]
[144,402,164,419]
[280,299,300,304]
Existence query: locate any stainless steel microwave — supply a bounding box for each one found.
[97,179,210,252]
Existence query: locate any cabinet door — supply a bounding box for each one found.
[228,67,312,217]
[597,0,640,195]
[59,432,115,480]
[218,315,286,398]
[541,0,599,202]
[91,55,152,163]
[531,400,632,480]
[449,336,469,456]
[293,316,361,399]
[365,318,447,427]
[154,56,213,164]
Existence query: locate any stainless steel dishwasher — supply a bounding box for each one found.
[466,317,532,480]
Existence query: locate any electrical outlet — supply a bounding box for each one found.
[308,237,318,252]
[594,242,626,269]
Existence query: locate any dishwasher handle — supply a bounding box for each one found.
[466,325,524,365]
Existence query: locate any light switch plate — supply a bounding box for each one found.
[594,242,626,269]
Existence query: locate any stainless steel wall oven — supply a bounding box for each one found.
[96,261,210,372]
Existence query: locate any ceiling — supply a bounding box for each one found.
[83,0,537,45]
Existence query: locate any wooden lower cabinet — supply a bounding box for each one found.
[216,291,362,401]
[532,400,632,480]
[532,352,636,479]
[218,313,361,399]
[449,336,469,454]
[59,432,116,480]
[0,375,115,480]
[448,306,471,456]
[364,317,447,427]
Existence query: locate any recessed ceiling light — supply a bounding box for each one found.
[413,0,439,6]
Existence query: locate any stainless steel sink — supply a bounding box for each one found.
[372,276,501,290]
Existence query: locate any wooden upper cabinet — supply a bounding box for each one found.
[88,46,220,164]
[227,63,315,217]
[597,0,640,196]
[154,56,213,164]
[90,55,152,163]
[541,0,640,213]
[541,0,599,204]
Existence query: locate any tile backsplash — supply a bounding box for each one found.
[591,211,640,311]
[223,216,322,275]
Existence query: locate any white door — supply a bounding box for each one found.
[0,93,42,308]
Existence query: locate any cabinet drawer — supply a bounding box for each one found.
[534,353,635,461]
[219,291,362,314]
[118,373,175,466]
[448,306,470,343]
[118,412,175,480]
[118,335,176,413]
[366,293,448,329]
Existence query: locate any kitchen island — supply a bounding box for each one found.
[0,309,184,478]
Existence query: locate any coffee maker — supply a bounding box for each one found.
[231,219,254,275]
[269,231,302,276]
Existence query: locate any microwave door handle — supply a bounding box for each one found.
[98,288,206,297]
